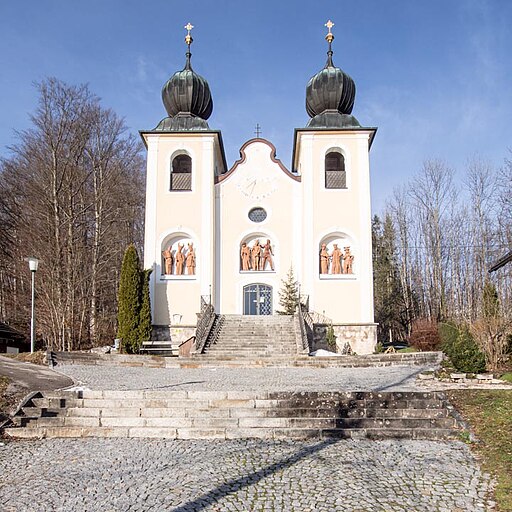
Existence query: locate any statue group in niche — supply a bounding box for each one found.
[241,239,274,271]
[162,242,196,275]
[320,243,354,275]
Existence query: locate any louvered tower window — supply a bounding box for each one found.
[325,151,346,189]
[170,154,192,191]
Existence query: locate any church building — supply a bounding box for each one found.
[141,22,378,354]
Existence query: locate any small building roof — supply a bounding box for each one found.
[0,322,26,341]
[489,250,512,273]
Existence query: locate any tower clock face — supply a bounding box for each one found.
[237,175,277,200]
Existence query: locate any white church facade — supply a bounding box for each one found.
[141,22,378,354]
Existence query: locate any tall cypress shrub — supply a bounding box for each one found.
[117,244,142,353]
[138,269,153,345]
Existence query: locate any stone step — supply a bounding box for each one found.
[58,406,450,420]
[207,349,297,354]
[12,415,458,430]
[207,345,296,349]
[2,426,461,441]
[209,340,296,344]
[139,349,179,357]
[5,389,463,440]
[217,329,294,333]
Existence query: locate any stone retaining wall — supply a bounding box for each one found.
[312,323,378,355]
[50,350,443,369]
[152,325,196,343]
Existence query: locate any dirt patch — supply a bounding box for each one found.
[0,376,25,424]
[2,351,46,366]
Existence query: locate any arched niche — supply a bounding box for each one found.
[161,233,197,277]
[319,232,356,277]
[240,233,275,272]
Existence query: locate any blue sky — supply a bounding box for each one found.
[1,0,510,213]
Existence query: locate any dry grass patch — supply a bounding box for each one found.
[3,351,46,365]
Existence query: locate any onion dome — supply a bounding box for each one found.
[156,23,213,131]
[305,20,360,128]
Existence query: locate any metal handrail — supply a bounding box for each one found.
[297,295,313,353]
[193,295,216,354]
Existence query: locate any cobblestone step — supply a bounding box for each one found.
[5,390,464,440]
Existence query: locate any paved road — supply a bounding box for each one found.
[0,438,492,512]
[57,365,429,392]
[0,356,73,394]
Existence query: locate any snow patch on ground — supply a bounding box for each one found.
[309,349,342,357]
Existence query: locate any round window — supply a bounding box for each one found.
[248,207,267,223]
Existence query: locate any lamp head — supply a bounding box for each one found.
[27,257,39,272]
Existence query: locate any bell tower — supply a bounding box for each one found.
[293,20,377,353]
[141,24,226,341]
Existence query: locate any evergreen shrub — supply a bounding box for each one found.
[277,266,299,315]
[439,322,486,373]
[138,269,153,345]
[117,245,153,354]
[326,324,337,352]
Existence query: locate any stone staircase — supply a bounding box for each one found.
[200,314,299,359]
[3,390,465,441]
[139,340,179,357]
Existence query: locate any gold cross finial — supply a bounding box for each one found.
[325,19,335,43]
[184,22,194,46]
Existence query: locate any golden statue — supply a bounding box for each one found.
[186,243,196,275]
[162,246,173,275]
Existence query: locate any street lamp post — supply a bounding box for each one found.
[26,257,39,353]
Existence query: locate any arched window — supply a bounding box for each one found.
[325,151,346,189]
[170,154,192,191]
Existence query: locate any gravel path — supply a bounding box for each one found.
[56,365,429,392]
[0,438,492,512]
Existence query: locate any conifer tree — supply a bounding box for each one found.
[138,269,153,345]
[482,281,499,319]
[277,266,299,315]
[117,244,142,353]
[372,214,413,342]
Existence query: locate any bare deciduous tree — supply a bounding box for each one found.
[0,78,144,350]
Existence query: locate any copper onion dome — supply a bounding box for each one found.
[305,20,360,128]
[158,23,213,131]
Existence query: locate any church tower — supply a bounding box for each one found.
[293,21,377,352]
[141,24,226,340]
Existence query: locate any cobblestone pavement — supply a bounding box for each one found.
[57,365,430,392]
[0,438,492,512]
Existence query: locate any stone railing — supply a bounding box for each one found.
[193,295,216,354]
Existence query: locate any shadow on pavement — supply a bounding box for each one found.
[375,367,425,392]
[171,438,338,512]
